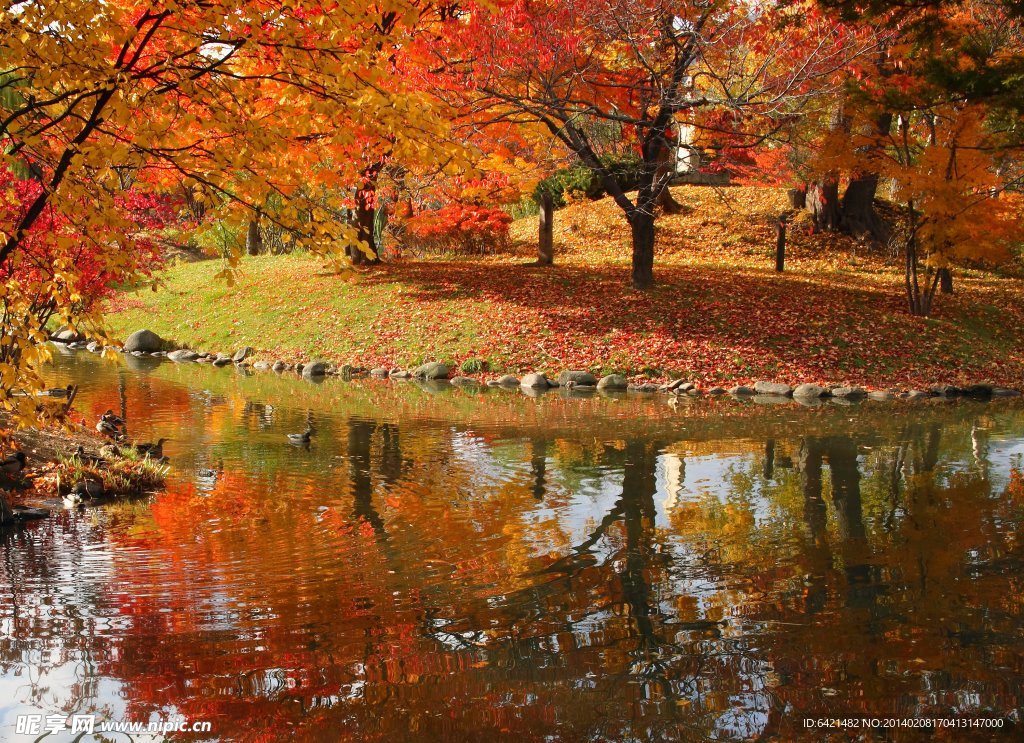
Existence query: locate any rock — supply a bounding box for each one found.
[151,351,167,357]
[729,385,755,396]
[272,361,288,372]
[868,390,895,401]
[630,383,659,393]
[232,346,253,363]
[965,383,995,398]
[666,379,687,391]
[753,380,792,397]
[905,390,930,400]
[302,361,329,377]
[793,383,827,399]
[370,368,389,378]
[992,387,1022,397]
[212,355,233,367]
[167,349,199,362]
[51,327,85,343]
[253,361,272,371]
[686,388,703,396]
[520,372,550,389]
[596,374,628,390]
[86,341,102,353]
[337,364,355,378]
[831,386,866,399]
[707,387,727,395]
[390,369,412,380]
[68,341,88,350]
[489,375,520,387]
[450,376,481,386]
[932,385,962,397]
[123,329,164,353]
[413,361,450,380]
[557,370,598,386]
[131,350,146,357]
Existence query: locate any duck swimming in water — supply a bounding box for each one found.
[287,425,313,445]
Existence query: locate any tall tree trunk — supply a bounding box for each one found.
[537,192,554,266]
[350,197,379,265]
[245,218,263,256]
[939,267,953,294]
[840,175,889,242]
[654,145,683,214]
[629,210,655,290]
[806,180,840,232]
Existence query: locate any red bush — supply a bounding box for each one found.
[404,203,512,254]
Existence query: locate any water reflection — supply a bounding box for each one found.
[0,350,1023,741]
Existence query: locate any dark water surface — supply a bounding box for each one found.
[2,349,1024,741]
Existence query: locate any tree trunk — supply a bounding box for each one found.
[787,187,806,209]
[629,211,655,289]
[939,267,953,294]
[537,192,554,266]
[654,145,683,214]
[245,218,263,256]
[806,181,841,232]
[350,197,379,266]
[840,175,889,242]
[775,216,786,272]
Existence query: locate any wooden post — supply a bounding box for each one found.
[537,192,554,266]
[775,215,787,272]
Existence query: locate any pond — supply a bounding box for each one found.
[2,349,1024,741]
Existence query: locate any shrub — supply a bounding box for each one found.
[534,153,646,208]
[405,203,512,255]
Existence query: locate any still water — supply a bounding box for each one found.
[2,349,1024,741]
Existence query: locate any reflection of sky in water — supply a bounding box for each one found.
[3,350,1022,742]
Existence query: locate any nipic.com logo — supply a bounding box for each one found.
[14,713,213,737]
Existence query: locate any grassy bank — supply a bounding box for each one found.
[105,186,1024,388]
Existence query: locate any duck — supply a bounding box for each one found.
[133,438,168,459]
[72,446,107,466]
[102,409,125,426]
[0,452,26,476]
[96,412,123,438]
[287,425,313,445]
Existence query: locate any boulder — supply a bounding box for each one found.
[489,375,520,387]
[793,383,827,399]
[390,369,412,379]
[965,383,995,398]
[707,387,727,395]
[992,387,1022,398]
[253,361,272,371]
[753,380,792,397]
[302,361,329,377]
[729,385,756,396]
[450,376,481,387]
[337,364,355,378]
[905,390,930,400]
[51,327,85,343]
[558,370,598,386]
[86,341,103,353]
[520,372,550,389]
[830,386,866,399]
[413,361,450,380]
[629,383,659,393]
[167,349,199,362]
[272,361,288,372]
[867,390,895,401]
[596,374,628,390]
[123,329,164,353]
[212,355,233,367]
[232,346,254,363]
[370,368,390,378]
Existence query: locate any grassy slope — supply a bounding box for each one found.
[105,185,1024,387]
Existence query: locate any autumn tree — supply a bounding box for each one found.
[0,0,463,423]
[430,0,867,288]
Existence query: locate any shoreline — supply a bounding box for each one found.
[52,336,1024,403]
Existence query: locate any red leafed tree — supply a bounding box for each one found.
[426,0,870,288]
